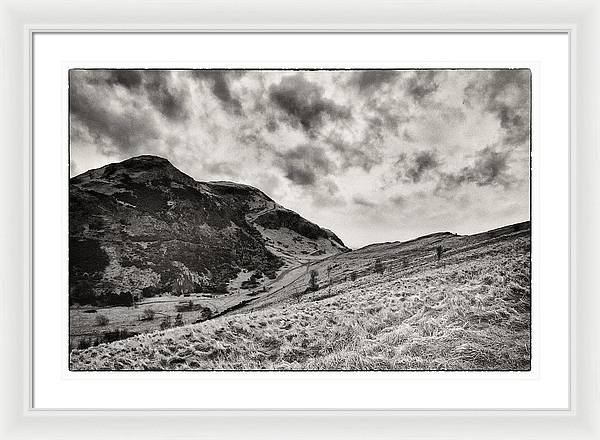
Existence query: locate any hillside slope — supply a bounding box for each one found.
[235,221,530,313]
[70,221,530,371]
[69,155,347,305]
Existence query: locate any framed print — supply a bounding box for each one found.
[1,0,599,439]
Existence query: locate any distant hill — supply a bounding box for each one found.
[230,220,531,314]
[69,155,348,305]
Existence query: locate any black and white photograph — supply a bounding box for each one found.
[67,68,531,371]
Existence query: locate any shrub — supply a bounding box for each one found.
[292,285,303,303]
[95,314,109,326]
[69,238,110,279]
[142,286,163,298]
[102,329,137,343]
[174,313,184,327]
[105,291,134,307]
[141,308,156,321]
[69,280,96,306]
[160,315,172,330]
[213,283,229,294]
[70,285,136,307]
[199,306,212,320]
[307,269,319,292]
[77,337,92,350]
[175,300,204,312]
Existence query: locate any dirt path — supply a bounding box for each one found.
[224,254,339,315]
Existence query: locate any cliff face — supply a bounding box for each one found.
[69,155,347,305]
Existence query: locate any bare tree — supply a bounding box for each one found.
[308,269,319,292]
[436,245,445,261]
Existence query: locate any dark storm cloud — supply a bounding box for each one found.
[268,74,351,135]
[351,70,400,94]
[438,146,513,190]
[190,70,244,115]
[396,150,440,183]
[143,71,189,121]
[69,71,161,153]
[405,71,439,102]
[464,69,531,146]
[275,144,335,186]
[106,70,143,90]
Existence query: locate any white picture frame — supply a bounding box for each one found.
[1,0,598,438]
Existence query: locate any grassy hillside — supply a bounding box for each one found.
[70,222,530,371]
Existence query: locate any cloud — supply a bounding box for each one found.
[405,71,439,102]
[464,69,531,146]
[190,70,244,115]
[397,150,440,183]
[352,195,377,208]
[327,137,382,172]
[389,195,405,206]
[268,74,351,135]
[350,70,400,94]
[105,70,144,90]
[275,144,335,186]
[438,146,513,190]
[310,179,346,207]
[364,98,410,136]
[69,70,161,154]
[202,161,241,179]
[143,71,189,121]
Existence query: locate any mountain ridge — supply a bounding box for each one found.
[69,155,348,306]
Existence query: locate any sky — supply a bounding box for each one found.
[69,69,531,248]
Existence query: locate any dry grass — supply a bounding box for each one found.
[70,233,530,371]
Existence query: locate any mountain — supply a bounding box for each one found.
[69,155,348,305]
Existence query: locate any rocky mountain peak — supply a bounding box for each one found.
[69,156,348,305]
[72,154,196,186]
